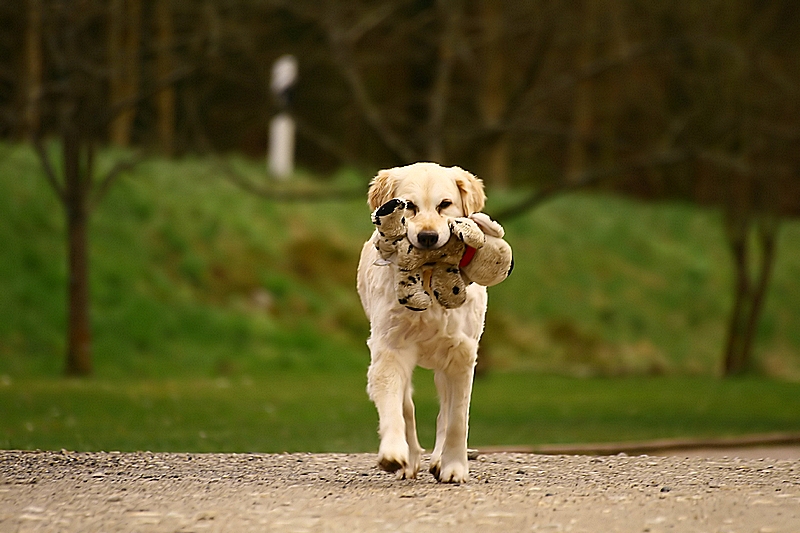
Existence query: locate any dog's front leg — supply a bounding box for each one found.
[431,342,477,483]
[366,345,418,479]
[429,369,449,477]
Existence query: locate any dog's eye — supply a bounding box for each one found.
[405,201,418,214]
[437,200,452,212]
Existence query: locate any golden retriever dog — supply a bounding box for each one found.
[357,162,488,483]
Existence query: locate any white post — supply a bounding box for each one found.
[268,55,298,180]
[269,113,295,179]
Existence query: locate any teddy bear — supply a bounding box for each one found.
[371,198,513,311]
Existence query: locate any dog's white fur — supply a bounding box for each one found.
[357,162,488,483]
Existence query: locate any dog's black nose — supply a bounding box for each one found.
[416,230,439,249]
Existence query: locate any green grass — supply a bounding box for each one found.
[2,373,799,452]
[3,142,800,452]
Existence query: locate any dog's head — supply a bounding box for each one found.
[368,162,485,250]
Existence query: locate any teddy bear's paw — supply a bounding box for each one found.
[398,291,431,312]
[433,288,467,309]
[431,276,468,309]
[449,218,485,249]
[374,198,407,219]
[373,198,409,242]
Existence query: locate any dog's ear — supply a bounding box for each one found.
[453,167,485,215]
[368,169,398,211]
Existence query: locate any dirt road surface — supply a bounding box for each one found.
[1,450,799,532]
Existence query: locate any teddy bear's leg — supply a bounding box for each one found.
[460,235,514,287]
[430,265,467,309]
[396,268,431,311]
[449,218,485,249]
[372,198,408,242]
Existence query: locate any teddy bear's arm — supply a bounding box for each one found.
[468,212,505,238]
[449,217,485,249]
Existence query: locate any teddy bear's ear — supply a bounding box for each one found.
[368,169,398,211]
[453,167,486,215]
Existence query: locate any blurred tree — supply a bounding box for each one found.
[667,0,799,375]
[24,0,192,375]
[493,0,800,376]
[30,0,111,375]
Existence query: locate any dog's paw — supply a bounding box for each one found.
[431,449,468,483]
[435,458,469,484]
[429,456,441,478]
[378,440,414,479]
[378,454,407,477]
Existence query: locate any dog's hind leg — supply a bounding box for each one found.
[367,345,415,478]
[402,383,423,479]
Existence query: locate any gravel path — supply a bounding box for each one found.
[1,450,799,532]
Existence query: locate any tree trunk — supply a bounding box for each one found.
[601,0,630,169]
[483,137,509,189]
[108,0,142,146]
[427,0,459,163]
[737,216,779,373]
[22,0,43,140]
[63,127,92,376]
[722,219,750,376]
[108,0,124,144]
[477,0,509,187]
[566,0,597,183]
[155,0,176,155]
[720,210,779,377]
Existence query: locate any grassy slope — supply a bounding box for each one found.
[2,142,800,378]
[0,145,371,378]
[485,192,800,377]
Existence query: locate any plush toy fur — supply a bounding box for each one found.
[371,198,512,311]
[460,212,514,287]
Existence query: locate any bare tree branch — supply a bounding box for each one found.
[525,39,675,108]
[495,151,690,221]
[498,3,559,125]
[99,65,196,131]
[426,0,460,161]
[321,3,418,163]
[293,115,366,170]
[345,2,397,42]
[31,133,66,203]
[218,159,365,202]
[90,155,141,210]
[755,51,800,97]
[695,150,749,175]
